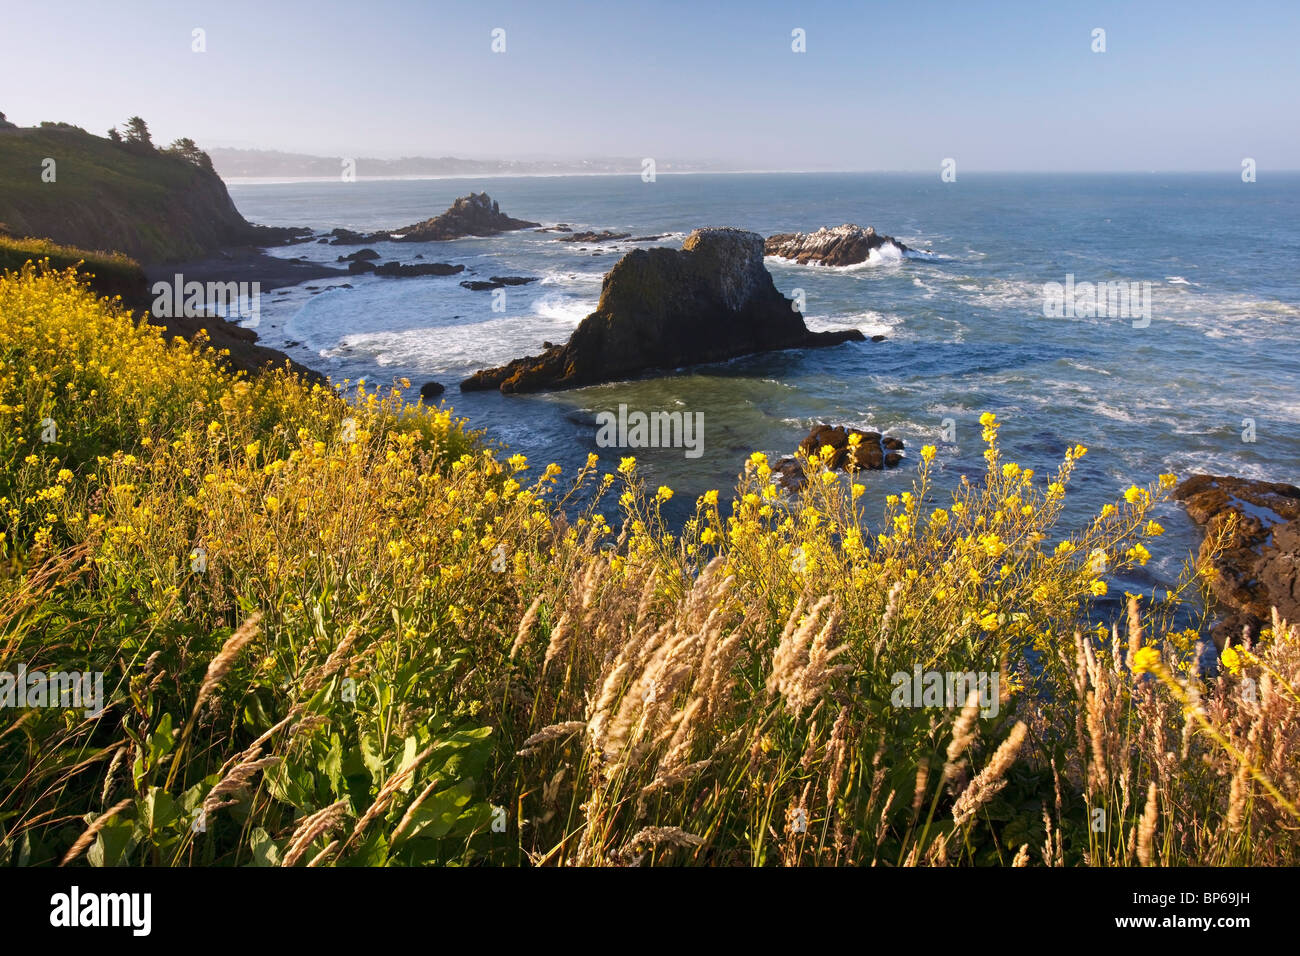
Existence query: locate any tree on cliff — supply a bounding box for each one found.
[123,116,154,150]
[165,137,214,171]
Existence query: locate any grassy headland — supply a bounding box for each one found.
[0,123,287,262]
[2,264,1297,866]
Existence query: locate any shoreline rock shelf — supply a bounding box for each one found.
[1173,474,1300,647]
[461,227,866,393]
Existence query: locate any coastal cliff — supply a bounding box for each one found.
[0,124,300,262]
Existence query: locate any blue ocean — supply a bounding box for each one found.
[226,172,1300,593]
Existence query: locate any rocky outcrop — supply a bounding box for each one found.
[764,224,909,267]
[774,424,906,491]
[1173,474,1300,646]
[328,228,370,246]
[387,192,538,242]
[337,248,379,262]
[558,231,631,243]
[419,381,445,400]
[327,194,538,246]
[461,228,865,393]
[459,276,538,291]
[373,261,463,278]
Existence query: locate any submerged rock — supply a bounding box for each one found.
[459,275,539,291]
[765,224,909,267]
[1173,474,1300,647]
[461,228,865,393]
[558,230,631,243]
[373,261,463,277]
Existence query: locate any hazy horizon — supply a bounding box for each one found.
[4,0,1299,173]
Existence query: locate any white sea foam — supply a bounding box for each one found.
[804,310,901,337]
[1091,402,1138,424]
[1061,360,1114,376]
[318,309,584,374]
[533,293,596,324]
[837,244,910,271]
[539,270,606,286]
[1162,451,1277,484]
[763,243,909,272]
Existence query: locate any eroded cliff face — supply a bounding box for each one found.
[462,228,865,394]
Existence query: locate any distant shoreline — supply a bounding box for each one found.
[222,168,1300,186]
[221,169,817,186]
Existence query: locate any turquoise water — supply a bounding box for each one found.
[227,172,1300,597]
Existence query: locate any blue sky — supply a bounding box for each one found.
[3,0,1297,170]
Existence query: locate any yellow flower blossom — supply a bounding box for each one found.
[1130,646,1162,675]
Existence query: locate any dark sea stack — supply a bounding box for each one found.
[1173,474,1300,646]
[419,381,446,401]
[388,192,539,242]
[764,224,909,267]
[373,261,464,277]
[461,227,865,393]
[337,248,379,262]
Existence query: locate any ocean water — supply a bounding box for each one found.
[226,172,1300,595]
